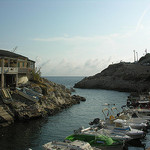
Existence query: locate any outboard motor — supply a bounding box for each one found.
[74,127,83,134]
[93,118,100,124]
[117,113,120,117]
[121,105,127,109]
[89,118,100,125]
[89,118,105,129]
[132,112,138,118]
[127,101,131,107]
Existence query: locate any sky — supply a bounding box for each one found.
[1,0,150,76]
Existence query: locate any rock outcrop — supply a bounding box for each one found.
[74,54,150,92]
[0,78,86,127]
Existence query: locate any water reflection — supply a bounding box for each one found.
[124,139,145,150]
[0,118,48,150]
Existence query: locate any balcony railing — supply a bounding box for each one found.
[0,67,30,74]
[0,67,18,74]
[18,68,29,74]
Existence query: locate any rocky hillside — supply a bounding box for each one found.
[74,54,150,92]
[0,78,86,127]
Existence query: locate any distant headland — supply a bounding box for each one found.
[74,53,150,92]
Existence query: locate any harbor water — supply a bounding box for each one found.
[0,76,149,150]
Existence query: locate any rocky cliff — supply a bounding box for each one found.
[74,54,150,92]
[0,78,86,127]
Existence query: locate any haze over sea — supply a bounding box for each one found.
[0,76,149,150]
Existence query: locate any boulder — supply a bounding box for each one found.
[72,95,86,102]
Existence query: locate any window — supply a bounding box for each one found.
[18,62,20,67]
[10,59,17,67]
[30,62,34,69]
[4,59,8,67]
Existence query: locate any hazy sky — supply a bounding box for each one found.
[1,0,150,76]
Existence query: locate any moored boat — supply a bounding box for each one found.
[65,133,123,150]
[43,140,101,150]
[102,107,148,131]
[74,126,132,141]
[103,119,145,139]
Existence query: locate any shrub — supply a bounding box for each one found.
[31,67,41,83]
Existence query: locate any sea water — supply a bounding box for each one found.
[0,76,149,150]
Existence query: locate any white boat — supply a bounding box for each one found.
[132,110,150,121]
[132,108,150,117]
[78,126,132,141]
[106,119,145,139]
[43,140,101,150]
[121,105,150,119]
[117,114,148,130]
[104,107,148,130]
[127,97,150,116]
[93,116,145,139]
[112,107,149,123]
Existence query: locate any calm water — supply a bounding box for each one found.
[0,76,149,150]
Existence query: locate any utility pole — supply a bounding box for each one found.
[136,52,138,62]
[145,49,147,54]
[133,50,136,62]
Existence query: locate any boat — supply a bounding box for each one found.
[102,107,148,131]
[116,113,148,130]
[16,87,43,102]
[127,93,150,116]
[120,105,150,128]
[131,108,150,117]
[90,116,145,139]
[65,132,123,150]
[127,92,150,108]
[74,126,132,141]
[0,88,13,104]
[107,119,146,139]
[111,107,148,124]
[43,140,101,150]
[89,117,144,140]
[121,105,150,119]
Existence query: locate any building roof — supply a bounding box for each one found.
[0,49,35,62]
